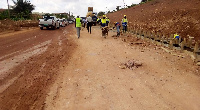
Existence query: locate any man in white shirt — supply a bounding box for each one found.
[86,15,93,34]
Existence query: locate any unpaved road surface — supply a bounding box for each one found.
[0,25,200,110]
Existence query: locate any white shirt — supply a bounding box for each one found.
[87,16,92,22]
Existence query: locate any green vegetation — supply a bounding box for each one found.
[0,10,10,20]
[140,0,153,4]
[97,11,105,16]
[141,0,148,2]
[0,0,35,20]
[11,0,35,19]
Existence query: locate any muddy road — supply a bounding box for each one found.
[0,25,200,110]
[0,25,77,109]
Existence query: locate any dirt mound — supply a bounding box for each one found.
[119,59,143,69]
[107,0,200,40]
[0,19,38,33]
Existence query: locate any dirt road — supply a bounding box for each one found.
[0,25,200,110]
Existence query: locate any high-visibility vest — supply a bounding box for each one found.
[76,18,81,27]
[174,34,179,39]
[123,18,128,23]
[101,19,106,23]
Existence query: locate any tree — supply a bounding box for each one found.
[140,0,152,3]
[141,0,148,2]
[12,0,35,19]
[97,11,105,16]
[116,6,121,11]
[0,10,10,20]
[7,0,10,18]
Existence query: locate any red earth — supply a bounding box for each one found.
[107,0,200,40]
[0,0,200,109]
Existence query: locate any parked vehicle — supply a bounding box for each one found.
[65,19,69,26]
[59,19,65,27]
[68,20,73,24]
[39,16,60,30]
[62,18,69,26]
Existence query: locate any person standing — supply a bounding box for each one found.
[82,18,86,28]
[100,15,107,27]
[98,18,101,28]
[106,17,110,27]
[75,15,82,39]
[86,15,92,34]
[85,18,89,31]
[121,15,128,33]
[97,18,100,24]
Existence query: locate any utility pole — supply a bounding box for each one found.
[7,0,10,19]
[123,0,125,8]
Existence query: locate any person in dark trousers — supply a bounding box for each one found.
[122,15,128,33]
[86,19,89,32]
[106,17,110,26]
[75,15,82,38]
[82,18,86,28]
[86,15,92,34]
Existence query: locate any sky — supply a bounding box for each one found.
[0,0,141,17]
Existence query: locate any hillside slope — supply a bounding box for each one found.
[107,0,200,40]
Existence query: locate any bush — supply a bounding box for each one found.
[0,10,9,20]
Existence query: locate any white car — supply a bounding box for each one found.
[39,16,60,30]
[59,19,65,27]
[65,20,69,26]
[62,18,69,26]
[68,20,73,24]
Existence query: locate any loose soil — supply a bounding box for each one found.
[0,19,38,34]
[0,24,200,110]
[107,0,200,40]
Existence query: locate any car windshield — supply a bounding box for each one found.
[44,16,54,20]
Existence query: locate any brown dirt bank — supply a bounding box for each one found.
[0,19,38,33]
[107,0,200,40]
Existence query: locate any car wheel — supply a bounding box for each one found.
[40,27,43,30]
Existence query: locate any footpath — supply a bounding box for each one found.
[44,26,200,110]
